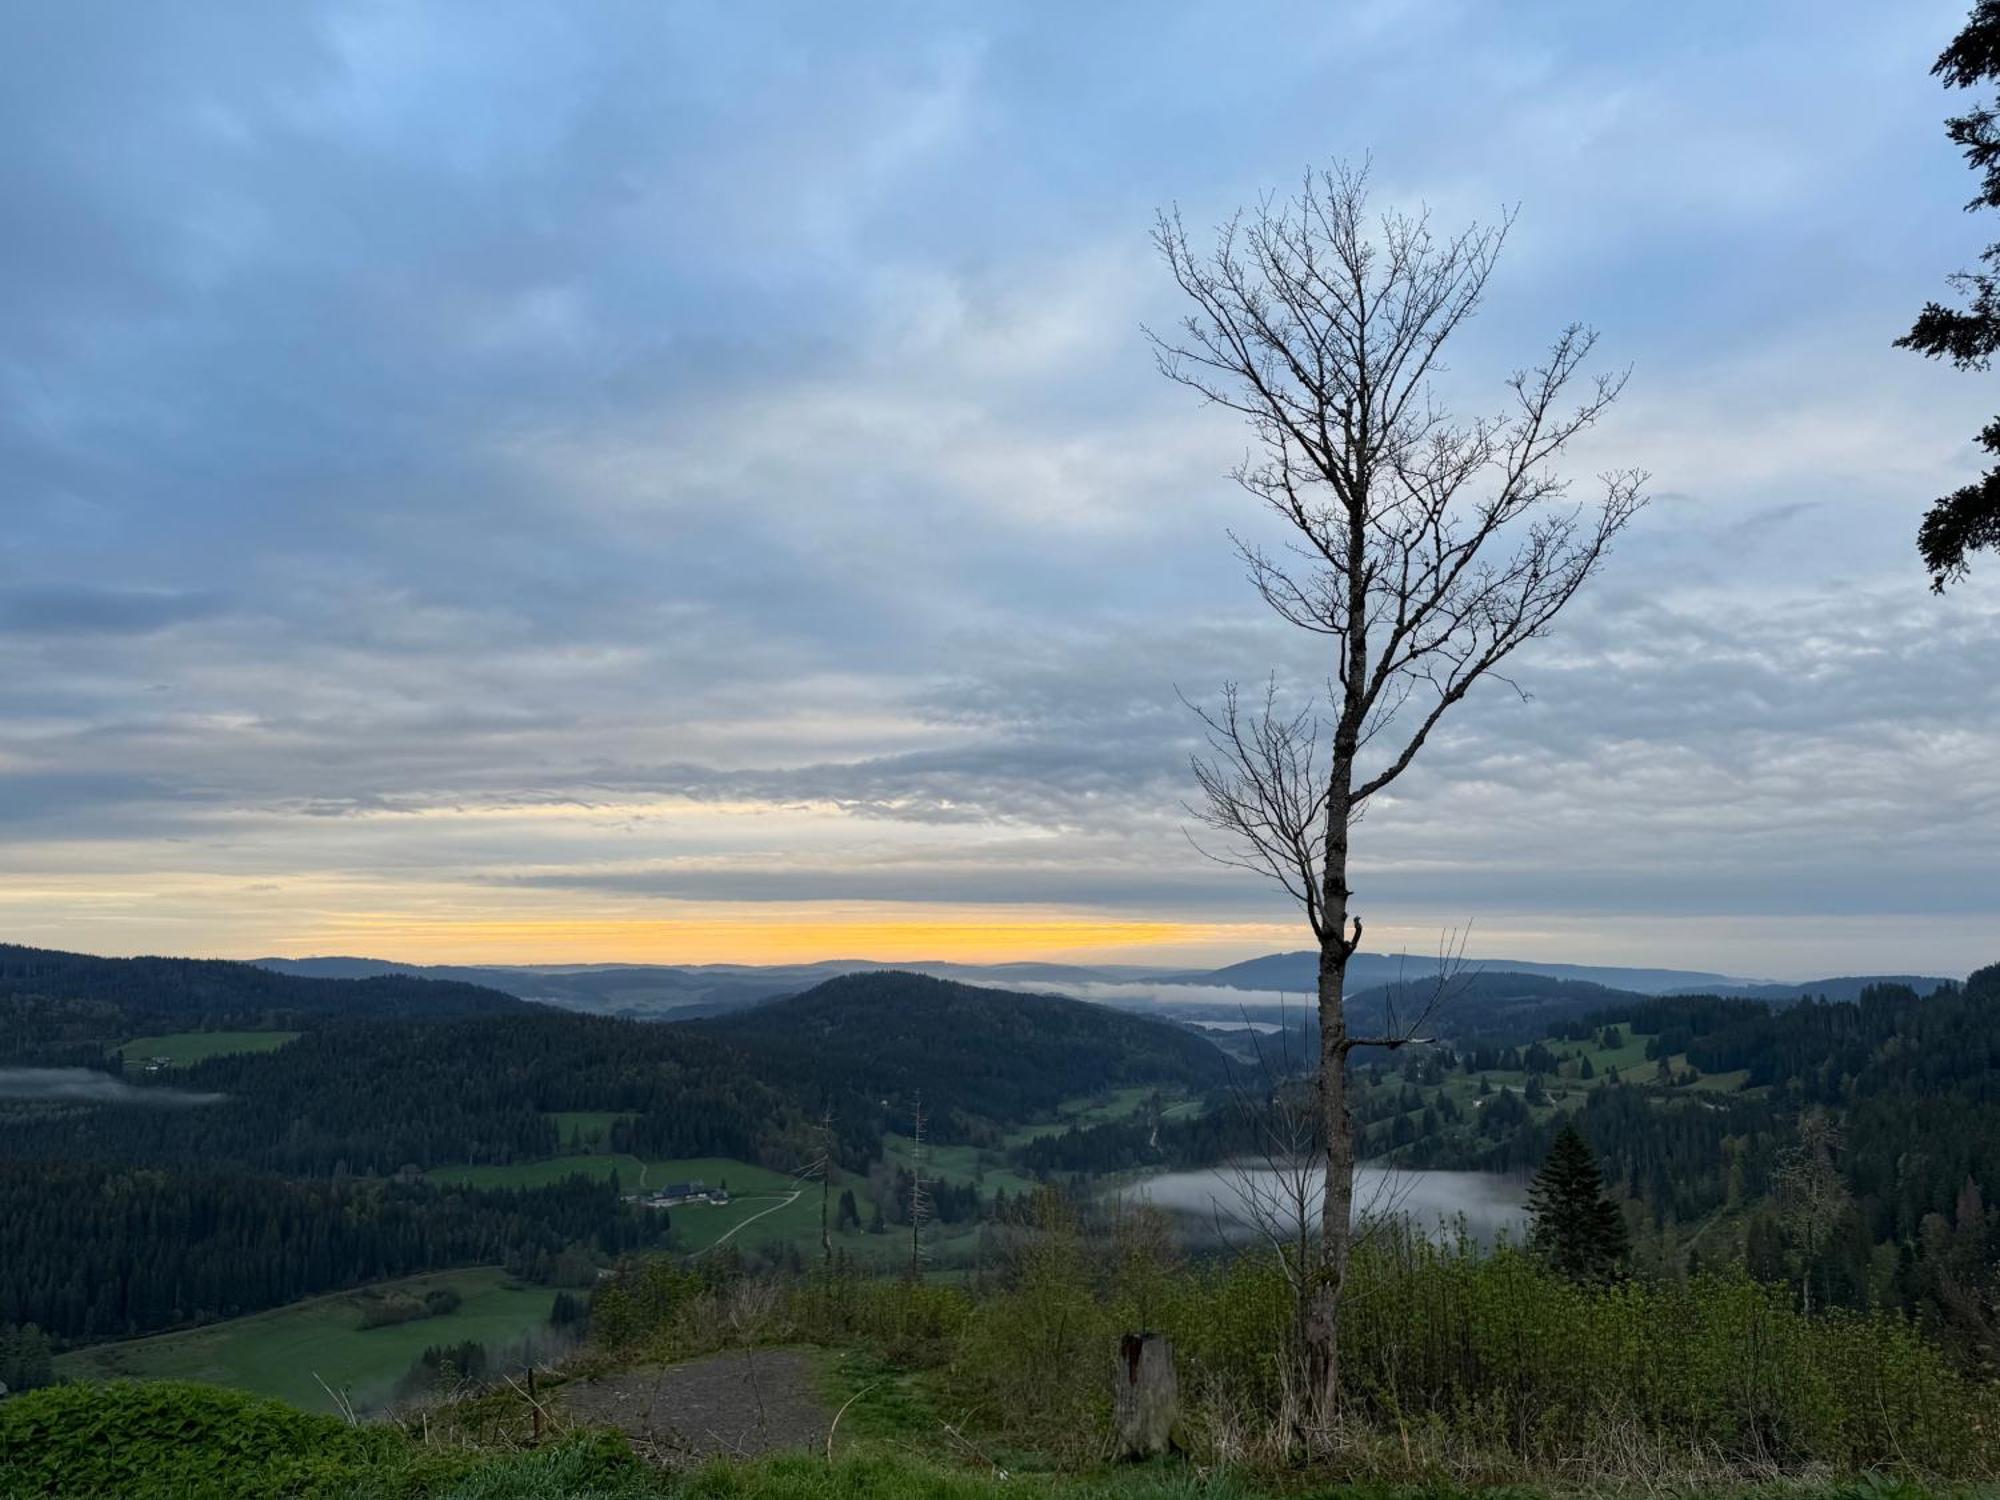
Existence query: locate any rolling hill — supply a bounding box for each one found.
[0,943,528,1068]
[696,970,1228,1139]
[252,955,1185,1018]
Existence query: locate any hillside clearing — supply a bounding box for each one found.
[116,1030,300,1067]
[52,1267,559,1414]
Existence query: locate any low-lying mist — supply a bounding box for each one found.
[976,977,1304,1010]
[1126,1163,1528,1244]
[0,1067,226,1108]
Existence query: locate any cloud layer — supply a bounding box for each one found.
[0,1,1995,976]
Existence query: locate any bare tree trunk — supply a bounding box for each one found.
[1308,939,1350,1427]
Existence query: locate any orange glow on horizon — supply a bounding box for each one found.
[262,911,1304,967]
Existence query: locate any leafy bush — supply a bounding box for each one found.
[356,1291,432,1330]
[0,1380,658,1499]
[0,1380,452,1496]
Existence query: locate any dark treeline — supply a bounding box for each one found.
[0,1011,861,1176]
[0,1164,664,1344]
[1014,1092,1258,1175]
[1378,966,2000,1361]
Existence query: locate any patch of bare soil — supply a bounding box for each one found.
[558,1348,829,1466]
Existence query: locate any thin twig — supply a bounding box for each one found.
[825,1377,884,1462]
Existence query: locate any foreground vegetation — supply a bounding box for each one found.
[3,1375,1990,1500]
[576,1209,1999,1487]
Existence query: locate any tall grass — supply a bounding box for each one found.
[586,1209,2000,1483]
[1161,1235,1996,1479]
[4,1377,1992,1498]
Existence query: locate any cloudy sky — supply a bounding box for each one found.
[3,1,1996,978]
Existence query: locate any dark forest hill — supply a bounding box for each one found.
[0,943,528,1067]
[0,944,527,1019]
[1351,971,1654,1045]
[2,1010,848,1176]
[697,970,1228,1140]
[255,954,861,1017]
[1368,965,2000,1341]
[1150,973,1661,1056]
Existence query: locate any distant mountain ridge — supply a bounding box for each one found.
[2,943,525,1024]
[1179,950,1742,997]
[1686,974,1958,1002]
[251,955,1190,1018]
[248,950,1963,1019]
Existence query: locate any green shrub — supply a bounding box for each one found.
[356,1290,432,1329]
[0,1380,661,1499]
[0,1380,439,1497]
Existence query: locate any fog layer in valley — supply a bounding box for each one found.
[1130,1164,1528,1244]
[0,1068,225,1108]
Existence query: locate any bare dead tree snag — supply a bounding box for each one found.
[1112,1333,1179,1459]
[803,1108,837,1274]
[1151,162,1646,1436]
[908,1095,933,1282]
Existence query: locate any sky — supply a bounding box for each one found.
[2,0,1997,979]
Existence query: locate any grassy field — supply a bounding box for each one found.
[429,1154,798,1195]
[1001,1085,1194,1147]
[117,1030,300,1067]
[427,1156,816,1257]
[880,1136,1041,1199]
[53,1267,559,1415]
[438,1090,1191,1274]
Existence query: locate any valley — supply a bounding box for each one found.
[8,940,1997,1451]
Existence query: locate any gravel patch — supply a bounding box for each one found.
[558,1348,829,1465]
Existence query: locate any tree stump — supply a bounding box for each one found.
[1112,1332,1177,1459]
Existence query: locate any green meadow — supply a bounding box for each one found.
[117,1030,301,1067]
[53,1268,558,1415]
[428,1154,797,1196]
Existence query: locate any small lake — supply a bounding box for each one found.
[1123,1163,1527,1244]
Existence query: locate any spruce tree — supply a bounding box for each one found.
[1526,1122,1630,1283]
[1901,0,2000,587]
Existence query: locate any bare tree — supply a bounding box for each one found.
[801,1108,838,1274]
[1151,163,1645,1432]
[1773,1108,1849,1316]
[908,1094,933,1282]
